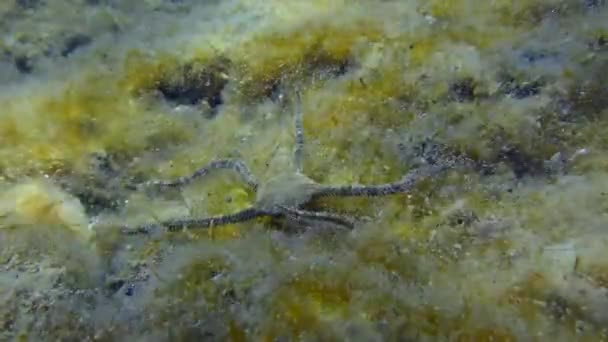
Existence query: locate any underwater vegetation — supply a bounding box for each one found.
[1,0,608,340]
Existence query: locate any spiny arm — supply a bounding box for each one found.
[278,205,355,229]
[121,207,276,235]
[293,91,305,174]
[311,164,446,199]
[145,159,259,191]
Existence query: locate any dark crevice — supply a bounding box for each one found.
[426,123,557,179]
[154,57,231,115]
[61,34,92,57]
[506,81,541,99]
[519,49,559,65]
[449,78,477,102]
[72,187,123,215]
[398,138,475,174]
[497,145,545,179]
[265,79,284,103]
[305,51,352,80]
[476,125,550,179]
[446,209,479,229]
[14,55,34,74]
[584,0,606,10]
[588,34,607,51]
[55,153,131,216]
[498,73,543,99]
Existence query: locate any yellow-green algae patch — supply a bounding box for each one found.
[0,178,90,239]
[0,73,196,179]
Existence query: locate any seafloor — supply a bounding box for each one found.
[1,0,608,341]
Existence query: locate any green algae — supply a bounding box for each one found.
[1,0,608,340]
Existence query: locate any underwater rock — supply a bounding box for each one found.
[1,0,608,340]
[0,179,92,241]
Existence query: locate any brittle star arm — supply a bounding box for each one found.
[121,207,277,235]
[145,159,258,191]
[310,164,447,199]
[278,205,355,229]
[293,91,305,174]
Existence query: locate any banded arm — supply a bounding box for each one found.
[292,91,305,174]
[122,207,277,235]
[311,164,446,199]
[145,159,259,191]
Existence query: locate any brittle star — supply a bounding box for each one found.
[122,91,451,235]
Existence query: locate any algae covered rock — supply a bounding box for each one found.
[1,0,608,340]
[0,178,92,241]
